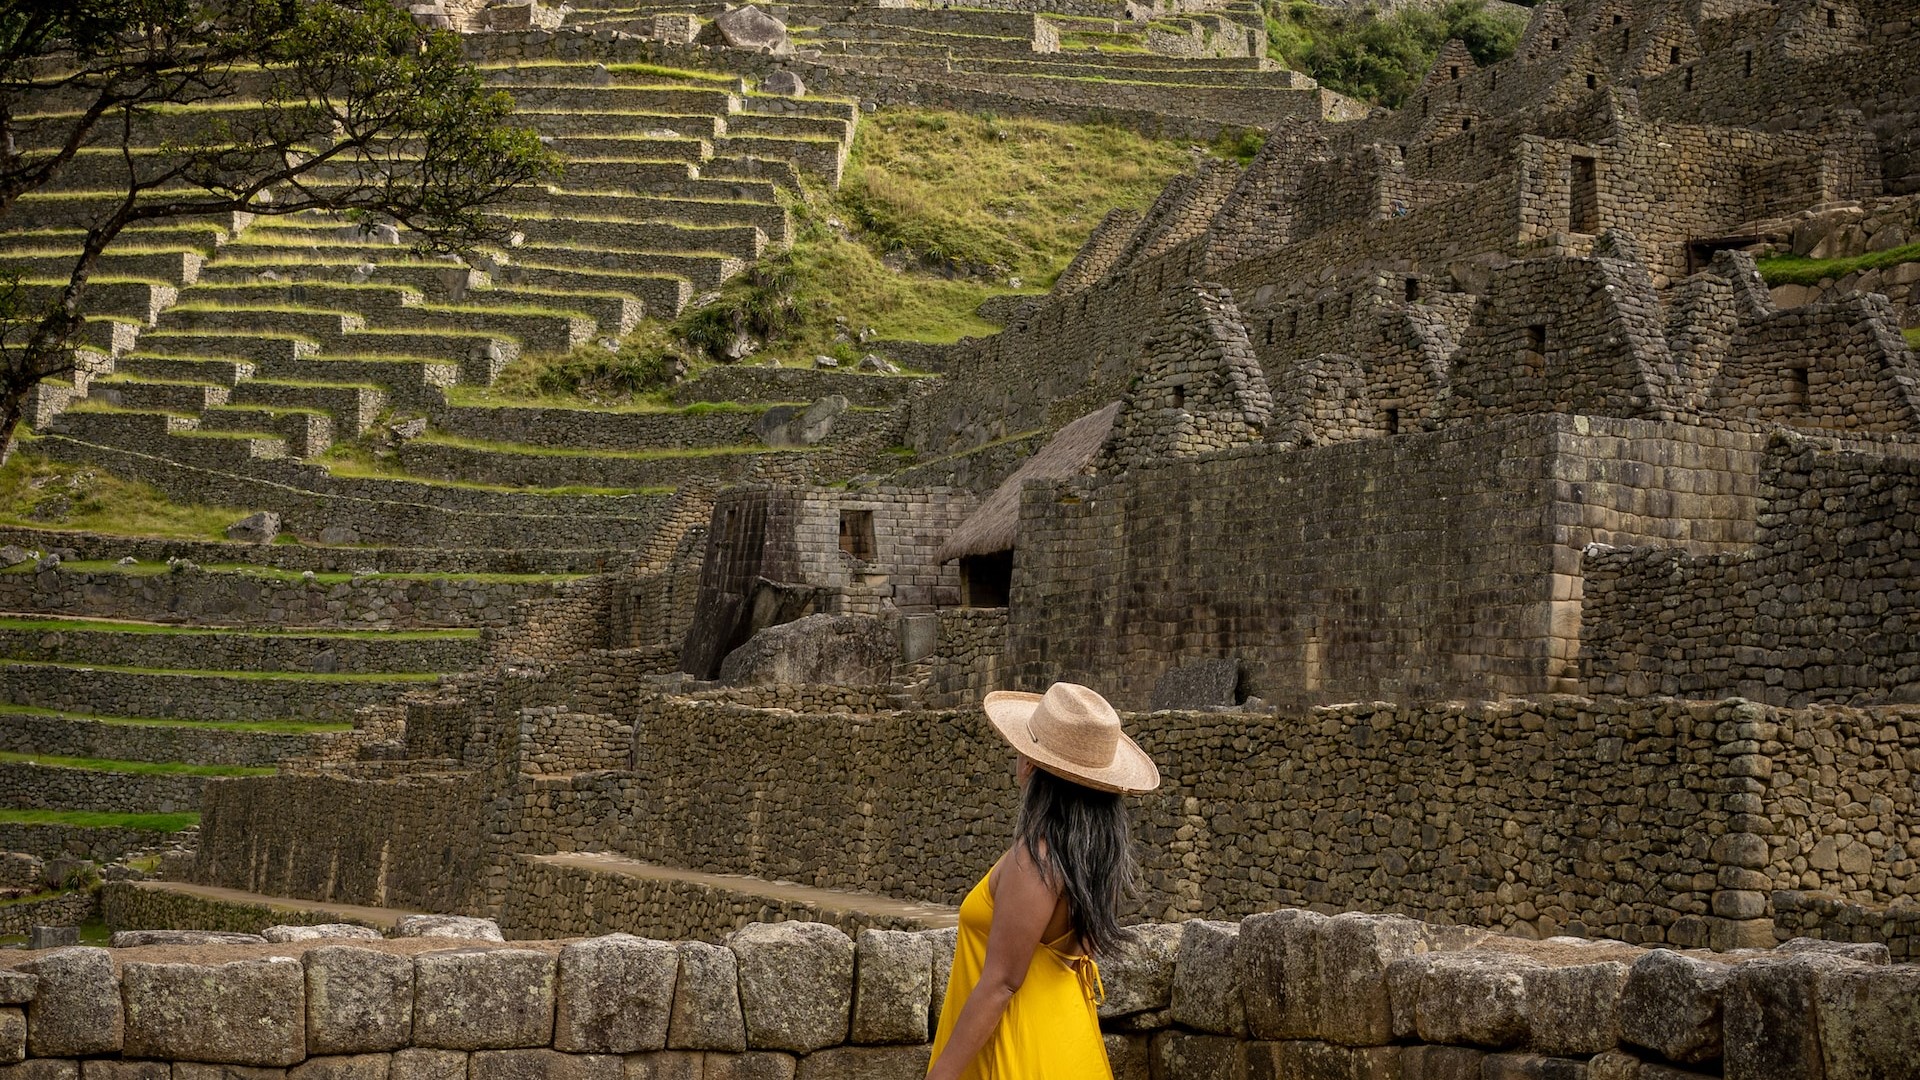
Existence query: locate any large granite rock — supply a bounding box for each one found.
[695,6,791,53]
[1409,953,1536,1048]
[1522,960,1630,1056]
[23,947,122,1056]
[414,949,557,1050]
[728,921,854,1052]
[761,70,805,97]
[718,614,897,688]
[1240,908,1329,1039]
[792,1045,930,1080]
[266,924,383,943]
[1813,962,1920,1080]
[851,929,932,1045]
[225,511,281,544]
[1724,952,1860,1080]
[1618,949,1730,1064]
[757,395,846,448]
[122,958,307,1066]
[915,926,957,1037]
[667,941,747,1052]
[0,1008,22,1065]
[1319,912,1430,1045]
[555,934,679,1053]
[390,1048,469,1080]
[469,1050,620,1080]
[1170,919,1244,1035]
[395,915,505,941]
[306,945,415,1054]
[111,930,266,947]
[1098,922,1182,1020]
[288,1055,391,1080]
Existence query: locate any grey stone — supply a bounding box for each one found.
[555,934,678,1053]
[1153,1031,1246,1078]
[0,1009,21,1065]
[265,924,384,943]
[728,921,854,1053]
[24,928,75,952]
[171,1066,290,1080]
[306,945,415,1054]
[1412,953,1537,1049]
[1149,658,1240,711]
[389,1048,466,1080]
[287,1057,389,1080]
[1099,922,1182,1020]
[792,1046,929,1080]
[1522,960,1630,1055]
[1239,908,1329,1039]
[1619,949,1729,1065]
[111,929,267,947]
[1814,963,1920,1080]
[469,1051,618,1080]
[761,70,805,97]
[1105,1033,1150,1080]
[702,1054,796,1080]
[0,973,30,1006]
[80,1062,168,1080]
[856,354,896,374]
[122,957,307,1066]
[897,613,939,664]
[390,418,428,441]
[225,511,281,545]
[1319,912,1429,1046]
[760,395,847,448]
[667,941,747,1052]
[1775,937,1891,964]
[414,949,557,1050]
[916,926,957,1037]
[1262,1041,1403,1080]
[1724,953,1860,1080]
[1169,920,1244,1037]
[0,546,29,569]
[624,1052,702,1080]
[696,7,791,53]
[851,929,932,1045]
[1481,1053,1592,1080]
[395,915,505,941]
[2,1063,79,1080]
[718,614,897,688]
[23,947,121,1056]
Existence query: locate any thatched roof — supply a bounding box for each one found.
[937,402,1120,563]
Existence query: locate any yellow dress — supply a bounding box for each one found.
[928,871,1111,1079]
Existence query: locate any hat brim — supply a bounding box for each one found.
[983,690,1161,795]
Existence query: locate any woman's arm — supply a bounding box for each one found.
[926,846,1059,1080]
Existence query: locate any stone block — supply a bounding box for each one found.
[79,1063,167,1080]
[0,973,32,1006]
[1523,961,1630,1055]
[916,927,957,1036]
[1240,908,1328,1039]
[389,1049,467,1080]
[23,947,121,1056]
[0,1010,20,1065]
[172,1067,286,1080]
[1152,1030,1245,1079]
[265,925,384,943]
[1105,1033,1150,1080]
[469,1051,619,1080]
[1618,949,1729,1065]
[1412,953,1536,1048]
[26,930,75,952]
[1724,953,1859,1080]
[122,958,307,1066]
[792,1046,930,1080]
[1318,913,1429,1046]
[1814,963,1920,1080]
[1099,922,1182,1020]
[667,941,747,1052]
[1149,659,1239,710]
[111,931,266,947]
[621,1054,700,1080]
[555,934,677,1053]
[395,916,504,942]
[1776,937,1891,964]
[287,1057,390,1080]
[702,1055,795,1080]
[1482,1054,1589,1080]
[307,945,415,1054]
[0,1064,78,1080]
[1171,919,1244,1035]
[850,929,932,1045]
[414,949,557,1051]
[1397,1045,1485,1080]
[728,922,853,1053]
[1253,1041,1401,1080]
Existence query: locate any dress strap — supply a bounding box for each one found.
[1053,949,1106,1006]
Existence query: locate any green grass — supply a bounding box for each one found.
[4,558,583,584]
[2,657,442,681]
[0,446,258,540]
[0,704,350,734]
[0,808,199,831]
[1755,241,1920,287]
[415,432,772,460]
[0,750,274,777]
[1905,329,1920,350]
[0,616,479,640]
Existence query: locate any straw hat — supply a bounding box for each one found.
[983,682,1160,794]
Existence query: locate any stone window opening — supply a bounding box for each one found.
[1491,70,1498,89]
[1384,407,1402,434]
[1785,365,1810,412]
[1461,117,1472,131]
[1669,45,1681,63]
[839,509,876,562]
[1586,73,1597,89]
[1405,276,1420,302]
[1171,383,1186,410]
[1421,97,1429,118]
[1570,155,1600,234]
[1551,36,1561,50]
[1265,319,1276,345]
[1744,51,1753,76]
[960,551,1013,608]
[1612,13,1622,24]
[1522,324,1548,373]
[1622,28,1631,49]
[1426,145,1435,167]
[1684,66,1694,91]
[1826,8,1837,28]
[1450,65,1460,80]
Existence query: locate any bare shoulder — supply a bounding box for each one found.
[987,841,1051,896]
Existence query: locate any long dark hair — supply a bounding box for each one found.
[1015,765,1138,957]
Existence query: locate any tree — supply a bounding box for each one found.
[0,0,561,457]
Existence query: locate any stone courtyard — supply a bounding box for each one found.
[2,0,1920,1077]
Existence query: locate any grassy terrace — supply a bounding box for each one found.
[0,704,349,734]
[2,559,586,584]
[0,444,257,540]
[0,751,273,777]
[3,658,442,681]
[0,616,480,639]
[0,808,199,831]
[1756,241,1920,286]
[413,433,781,460]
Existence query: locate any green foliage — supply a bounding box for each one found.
[1263,0,1524,107]
[681,265,809,363]
[490,335,683,405]
[0,446,254,539]
[0,808,200,832]
[1906,328,1920,350]
[1210,128,1267,165]
[0,750,274,776]
[1755,242,1920,287]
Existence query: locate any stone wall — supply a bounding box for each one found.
[0,890,94,937]
[0,526,621,575]
[917,608,1007,708]
[1,910,1913,1080]
[0,823,177,863]
[98,881,390,937]
[0,713,347,769]
[0,761,206,815]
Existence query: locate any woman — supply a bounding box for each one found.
[927,681,1161,1080]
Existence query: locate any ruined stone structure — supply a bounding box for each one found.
[4,3,1920,1077]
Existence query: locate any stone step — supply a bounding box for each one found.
[0,708,351,769]
[10,191,252,234]
[159,429,293,470]
[159,305,363,338]
[712,135,846,185]
[364,304,596,356]
[252,355,458,405]
[197,406,333,459]
[511,245,742,293]
[502,852,958,941]
[503,84,740,116]
[47,408,198,446]
[702,156,802,193]
[722,113,852,142]
[0,222,230,256]
[115,356,255,387]
[505,191,791,248]
[228,381,387,435]
[429,402,764,451]
[327,330,519,384]
[460,288,645,339]
[509,215,767,261]
[20,279,178,326]
[0,659,439,723]
[185,281,425,311]
[0,757,217,815]
[0,616,485,674]
[0,527,627,576]
[492,263,693,320]
[394,435,793,491]
[0,249,205,287]
[195,260,488,301]
[101,879,422,935]
[88,378,231,412]
[517,110,726,140]
[550,159,701,190]
[542,134,712,164]
[134,331,318,366]
[671,365,931,409]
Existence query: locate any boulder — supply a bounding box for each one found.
[1411,953,1537,1049]
[555,934,679,1053]
[1775,937,1890,964]
[265,924,384,942]
[850,929,932,1045]
[225,511,281,545]
[1153,1032,1246,1077]
[718,613,897,688]
[24,927,74,951]
[0,546,30,569]
[757,394,847,448]
[1099,922,1182,1020]
[762,70,805,97]
[857,354,896,374]
[1724,952,1860,1080]
[1521,960,1630,1055]
[395,914,505,941]
[727,921,855,1052]
[306,944,415,1054]
[0,1008,22,1065]
[1170,919,1244,1035]
[413,949,557,1050]
[111,929,266,947]
[122,957,307,1066]
[1318,912,1430,1045]
[696,6,791,53]
[23,947,122,1056]
[667,941,747,1051]
[915,926,958,1036]
[1814,963,1920,1080]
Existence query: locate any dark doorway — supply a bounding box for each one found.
[1570,156,1599,233]
[960,551,1014,608]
